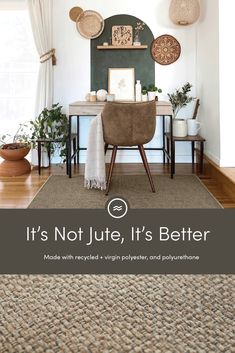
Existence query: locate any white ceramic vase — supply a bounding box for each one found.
[148,92,156,101]
[142,94,148,102]
[173,119,187,137]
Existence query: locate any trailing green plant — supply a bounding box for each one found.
[0,123,31,149]
[30,103,68,162]
[147,84,162,94]
[167,82,194,118]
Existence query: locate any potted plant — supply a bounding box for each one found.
[0,123,31,161]
[30,103,68,166]
[167,82,194,137]
[141,86,148,101]
[147,84,162,101]
[0,123,31,177]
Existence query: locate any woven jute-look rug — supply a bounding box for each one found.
[29,175,221,208]
[0,275,234,352]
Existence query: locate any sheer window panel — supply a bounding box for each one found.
[0,7,39,136]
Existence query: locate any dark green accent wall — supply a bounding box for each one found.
[91,14,155,91]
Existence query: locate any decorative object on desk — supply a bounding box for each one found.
[85,93,90,101]
[112,25,133,46]
[141,87,148,102]
[69,6,83,22]
[147,84,162,101]
[187,119,201,136]
[169,0,200,25]
[97,89,107,102]
[30,103,68,164]
[89,91,97,102]
[135,80,142,102]
[167,82,195,137]
[103,42,109,46]
[107,94,115,102]
[151,35,181,65]
[108,68,135,101]
[133,21,145,46]
[76,10,104,39]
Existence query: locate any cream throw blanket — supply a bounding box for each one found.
[84,114,106,190]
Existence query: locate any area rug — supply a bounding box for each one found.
[0,275,234,352]
[28,175,221,208]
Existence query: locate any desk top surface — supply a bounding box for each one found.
[69,100,171,107]
[69,100,173,116]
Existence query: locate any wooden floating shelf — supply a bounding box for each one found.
[97,45,148,50]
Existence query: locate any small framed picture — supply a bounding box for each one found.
[108,68,135,101]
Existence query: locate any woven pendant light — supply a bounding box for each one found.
[169,0,200,25]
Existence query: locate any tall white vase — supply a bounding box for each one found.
[31,148,49,167]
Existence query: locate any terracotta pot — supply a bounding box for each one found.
[0,159,31,177]
[0,144,30,161]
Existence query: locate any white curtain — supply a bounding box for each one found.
[27,0,54,116]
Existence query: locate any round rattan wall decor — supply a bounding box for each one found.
[151,34,181,65]
[69,7,83,22]
[76,10,104,39]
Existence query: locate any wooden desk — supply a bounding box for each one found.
[68,101,174,178]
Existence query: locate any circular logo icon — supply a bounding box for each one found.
[106,198,129,219]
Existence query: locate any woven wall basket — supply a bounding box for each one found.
[169,0,200,25]
[76,10,104,39]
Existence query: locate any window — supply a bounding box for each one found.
[0,4,39,136]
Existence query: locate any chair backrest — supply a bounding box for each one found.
[192,99,200,119]
[102,101,156,146]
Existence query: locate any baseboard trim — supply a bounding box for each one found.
[203,154,235,202]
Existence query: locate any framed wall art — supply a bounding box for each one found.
[108,68,135,101]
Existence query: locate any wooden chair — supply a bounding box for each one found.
[102,101,156,195]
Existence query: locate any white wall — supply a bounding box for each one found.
[53,0,197,163]
[219,0,235,167]
[196,0,220,165]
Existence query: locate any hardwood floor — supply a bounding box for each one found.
[0,163,235,208]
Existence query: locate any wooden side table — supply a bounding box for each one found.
[165,133,206,174]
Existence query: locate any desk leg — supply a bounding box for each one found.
[66,138,69,175]
[48,142,51,166]
[192,141,195,172]
[68,115,72,178]
[170,115,174,178]
[166,137,170,165]
[73,137,77,165]
[162,116,165,165]
[76,116,80,164]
